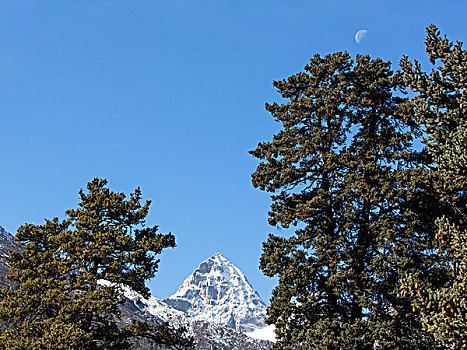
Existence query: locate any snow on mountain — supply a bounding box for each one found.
[99,279,190,328]
[163,252,271,337]
[246,325,276,342]
[99,280,272,349]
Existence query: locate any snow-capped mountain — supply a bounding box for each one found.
[163,252,269,335]
[105,280,272,350]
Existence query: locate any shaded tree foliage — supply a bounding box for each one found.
[251,52,441,349]
[400,24,467,348]
[0,178,193,350]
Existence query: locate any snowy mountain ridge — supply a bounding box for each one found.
[163,252,270,336]
[100,279,272,349]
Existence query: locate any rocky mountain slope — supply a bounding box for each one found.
[112,281,271,350]
[0,226,16,289]
[163,252,268,335]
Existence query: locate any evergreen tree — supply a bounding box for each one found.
[250,52,439,349]
[0,178,193,350]
[400,24,467,348]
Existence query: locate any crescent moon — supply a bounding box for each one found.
[355,30,368,44]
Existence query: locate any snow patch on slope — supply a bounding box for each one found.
[98,279,189,327]
[247,324,276,342]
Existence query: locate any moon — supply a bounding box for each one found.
[355,29,368,44]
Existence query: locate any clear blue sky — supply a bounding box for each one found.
[1,0,466,301]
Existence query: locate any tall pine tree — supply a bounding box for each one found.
[251,52,439,349]
[0,178,193,350]
[400,24,467,348]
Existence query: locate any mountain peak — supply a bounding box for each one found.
[0,226,14,244]
[212,251,225,258]
[163,252,267,334]
[209,251,230,264]
[209,251,228,263]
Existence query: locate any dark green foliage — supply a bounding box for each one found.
[400,24,467,348]
[0,178,193,350]
[251,52,440,348]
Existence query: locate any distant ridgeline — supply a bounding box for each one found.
[0,226,16,290]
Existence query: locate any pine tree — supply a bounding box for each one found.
[250,52,439,349]
[400,24,467,348]
[0,178,193,350]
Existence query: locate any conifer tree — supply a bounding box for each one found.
[251,52,439,349]
[400,24,467,348]
[0,178,193,350]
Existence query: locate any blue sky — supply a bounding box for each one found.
[1,0,466,301]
